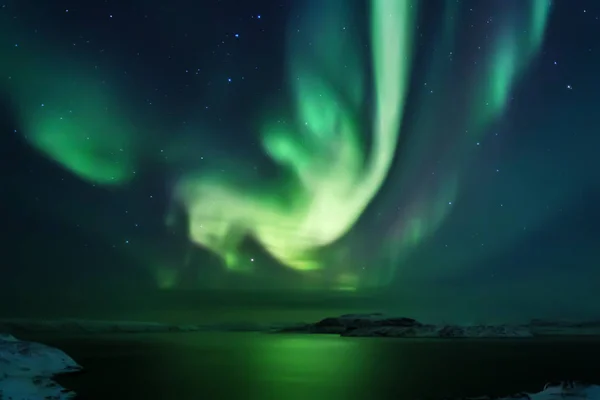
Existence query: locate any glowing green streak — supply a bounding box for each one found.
[382,1,552,284]
[175,0,415,275]
[0,23,139,186]
[488,31,518,118]
[369,0,414,196]
[475,1,552,131]
[22,77,139,185]
[530,1,552,49]
[3,0,553,288]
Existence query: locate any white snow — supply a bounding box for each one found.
[526,383,600,399]
[463,382,600,399]
[0,333,81,400]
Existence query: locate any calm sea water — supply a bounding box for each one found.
[20,332,600,400]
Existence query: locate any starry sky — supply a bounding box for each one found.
[2,0,600,318]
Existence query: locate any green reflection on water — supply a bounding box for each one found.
[248,335,370,399]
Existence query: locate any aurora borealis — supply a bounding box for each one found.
[3,0,600,315]
[171,0,416,276]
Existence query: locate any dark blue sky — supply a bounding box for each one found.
[2,0,600,320]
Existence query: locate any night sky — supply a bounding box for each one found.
[2,0,600,318]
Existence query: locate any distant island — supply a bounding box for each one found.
[272,313,600,338]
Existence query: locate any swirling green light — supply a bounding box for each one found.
[0,38,139,185]
[2,0,553,289]
[173,0,415,275]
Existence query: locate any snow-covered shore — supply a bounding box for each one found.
[460,382,600,399]
[0,333,82,399]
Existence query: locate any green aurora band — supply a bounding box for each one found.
[380,0,552,283]
[2,0,552,289]
[0,40,140,185]
[172,0,415,276]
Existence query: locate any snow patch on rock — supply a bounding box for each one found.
[0,333,82,399]
[457,382,600,399]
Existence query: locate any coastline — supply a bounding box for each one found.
[11,330,600,400]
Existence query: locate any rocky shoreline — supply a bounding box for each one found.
[457,382,600,399]
[273,313,600,338]
[0,333,82,399]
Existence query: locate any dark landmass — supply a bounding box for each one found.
[3,314,600,338]
[274,313,600,338]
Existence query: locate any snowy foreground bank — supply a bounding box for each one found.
[0,333,82,399]
[462,382,600,399]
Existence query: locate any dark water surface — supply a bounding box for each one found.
[19,332,600,400]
